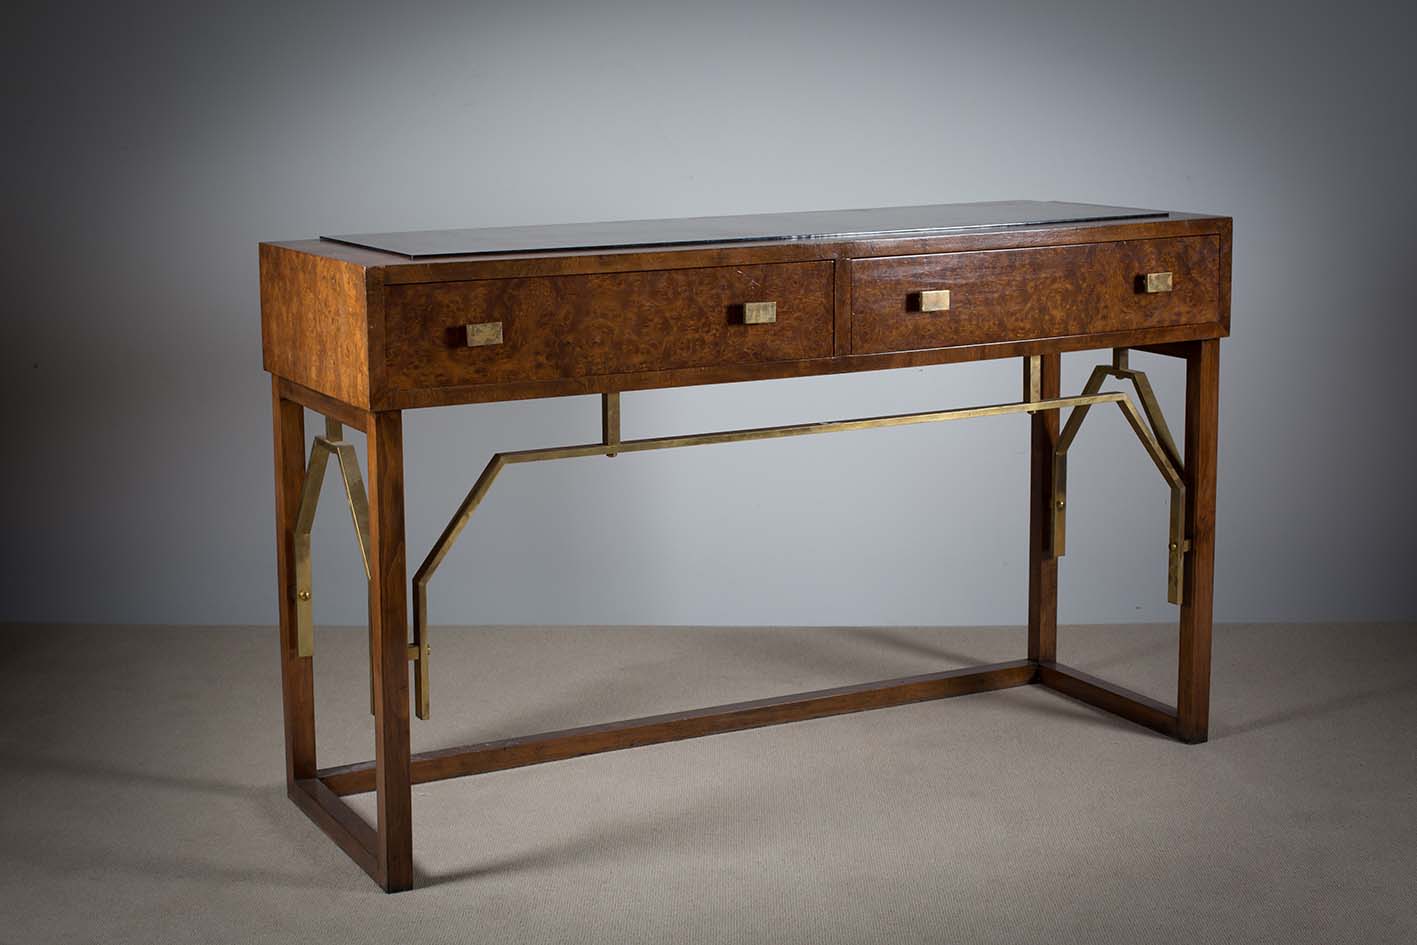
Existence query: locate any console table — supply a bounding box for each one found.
[260,200,1229,891]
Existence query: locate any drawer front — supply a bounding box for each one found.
[850,236,1220,354]
[385,262,834,390]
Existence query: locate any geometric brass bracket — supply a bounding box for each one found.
[1051,349,1189,603]
[293,415,428,715]
[293,417,372,658]
[412,378,1187,723]
[292,417,376,707]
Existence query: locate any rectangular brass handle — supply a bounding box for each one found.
[917,289,951,312]
[1140,272,1173,294]
[743,301,777,325]
[464,321,504,346]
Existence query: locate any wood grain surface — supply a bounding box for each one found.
[260,244,376,408]
[383,262,834,390]
[850,236,1220,354]
[317,660,1038,796]
[260,210,1230,409]
[1178,338,1220,743]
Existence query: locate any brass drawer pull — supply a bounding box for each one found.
[917,289,951,312]
[743,301,777,325]
[1140,272,1173,294]
[464,321,504,347]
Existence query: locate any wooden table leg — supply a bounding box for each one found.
[1027,353,1061,663]
[1177,339,1219,743]
[272,380,316,788]
[366,410,414,892]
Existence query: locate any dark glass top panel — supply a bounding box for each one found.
[322,201,1166,259]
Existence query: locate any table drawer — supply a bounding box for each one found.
[850,236,1220,354]
[385,262,834,390]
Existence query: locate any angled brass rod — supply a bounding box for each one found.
[408,457,506,720]
[1051,351,1188,603]
[292,444,331,659]
[502,393,1125,464]
[1049,364,1108,564]
[1055,366,1111,459]
[410,390,1133,720]
[291,418,374,698]
[324,436,372,580]
[322,420,374,713]
[1110,366,1183,473]
[421,391,1132,588]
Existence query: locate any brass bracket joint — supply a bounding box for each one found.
[1051,349,1189,603]
[292,417,431,717]
[293,418,371,659]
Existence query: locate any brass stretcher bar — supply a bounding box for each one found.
[292,353,1186,727]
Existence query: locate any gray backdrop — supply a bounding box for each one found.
[3,0,1414,628]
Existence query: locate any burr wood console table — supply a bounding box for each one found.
[260,201,1229,891]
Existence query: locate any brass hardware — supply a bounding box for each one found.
[1024,355,1043,411]
[743,301,777,325]
[1052,349,1188,603]
[1141,272,1173,294]
[602,392,620,458]
[464,321,504,346]
[918,289,951,312]
[292,444,327,658]
[293,420,373,662]
[411,598,430,721]
[291,416,429,718]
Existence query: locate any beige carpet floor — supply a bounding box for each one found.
[0,623,1414,944]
